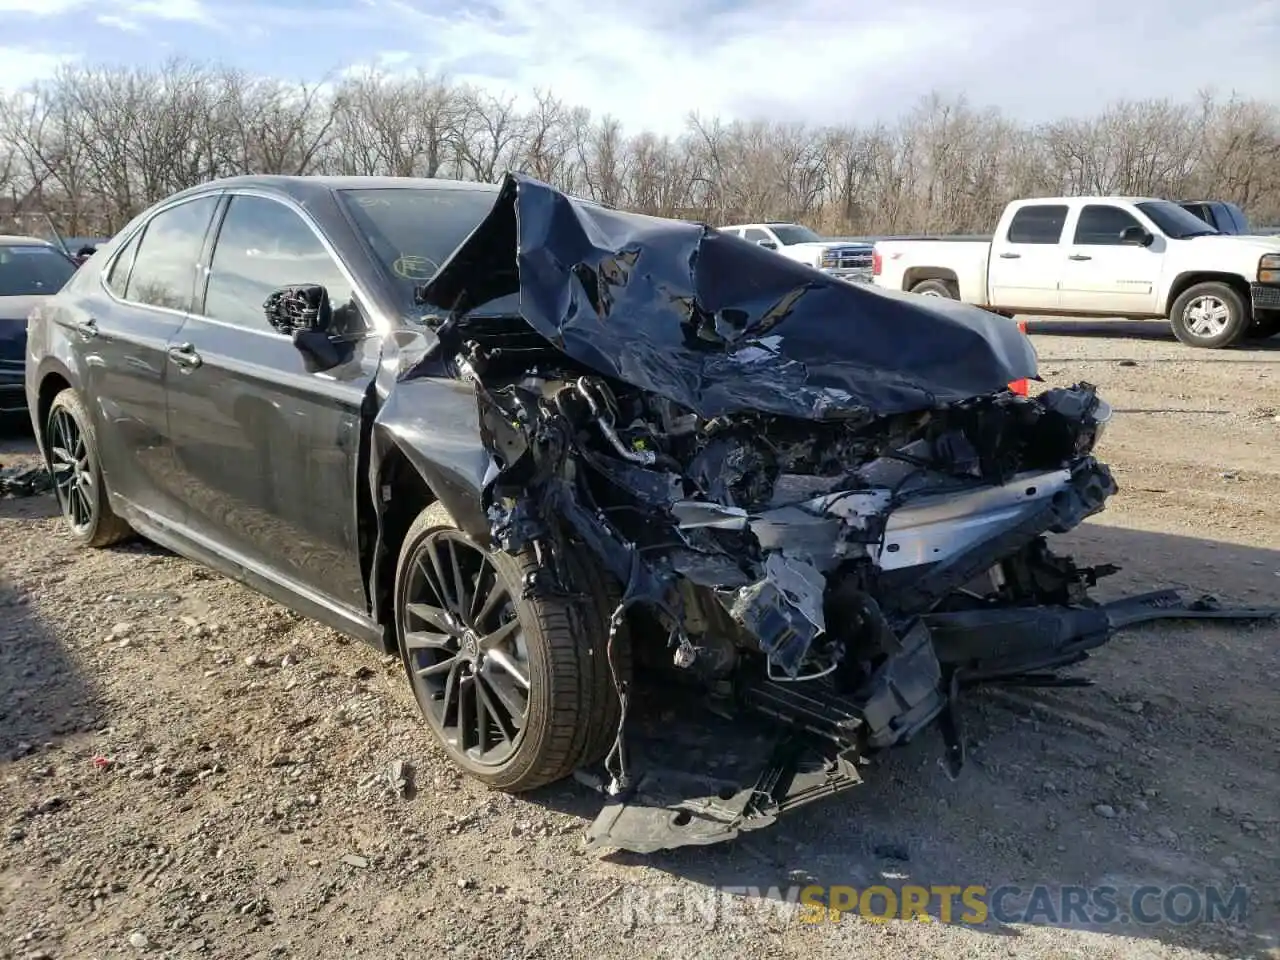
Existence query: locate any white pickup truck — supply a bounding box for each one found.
[719,221,874,283]
[871,197,1280,348]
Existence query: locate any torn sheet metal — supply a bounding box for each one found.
[419,172,1037,421]
[730,554,829,678]
[586,591,1280,854]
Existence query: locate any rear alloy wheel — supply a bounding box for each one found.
[910,278,957,298]
[45,388,132,548]
[393,503,620,791]
[1169,282,1250,348]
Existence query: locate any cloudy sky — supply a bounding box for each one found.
[1,0,1276,135]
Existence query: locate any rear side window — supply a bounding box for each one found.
[1006,205,1068,244]
[0,244,77,296]
[1072,205,1143,245]
[125,196,219,312]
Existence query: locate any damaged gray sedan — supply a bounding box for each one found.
[25,172,1276,855]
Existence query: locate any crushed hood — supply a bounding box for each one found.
[420,173,1037,421]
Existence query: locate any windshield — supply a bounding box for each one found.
[769,224,822,245]
[337,186,519,315]
[0,243,77,297]
[1136,201,1220,239]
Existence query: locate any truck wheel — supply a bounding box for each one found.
[45,388,133,548]
[1169,282,1250,348]
[393,503,619,792]
[1247,312,1280,340]
[910,278,958,298]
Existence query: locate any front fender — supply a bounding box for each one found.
[371,374,493,543]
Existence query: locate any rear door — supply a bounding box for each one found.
[164,190,380,612]
[73,193,221,522]
[1060,203,1161,315]
[988,203,1069,311]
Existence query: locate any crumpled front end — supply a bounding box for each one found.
[406,174,1274,854]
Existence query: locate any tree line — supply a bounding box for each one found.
[2,58,1278,239]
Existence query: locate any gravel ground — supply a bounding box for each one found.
[1,317,1278,960]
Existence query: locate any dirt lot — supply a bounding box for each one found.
[1,318,1278,960]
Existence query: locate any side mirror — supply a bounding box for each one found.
[1119,226,1153,247]
[756,239,777,250]
[264,284,343,369]
[264,283,332,334]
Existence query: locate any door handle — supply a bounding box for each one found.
[1068,254,1092,261]
[167,342,203,369]
[998,252,1021,259]
[70,317,98,338]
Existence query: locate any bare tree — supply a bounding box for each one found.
[4,59,1278,239]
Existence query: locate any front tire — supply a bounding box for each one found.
[393,503,621,792]
[1169,282,1250,348]
[45,388,133,548]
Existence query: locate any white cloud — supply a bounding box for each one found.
[0,47,78,89]
[2,0,1276,133]
[338,49,417,78]
[0,0,84,11]
[118,0,210,24]
[96,13,143,32]
[0,0,210,23]
[364,0,1280,135]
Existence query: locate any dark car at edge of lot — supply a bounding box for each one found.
[0,235,79,416]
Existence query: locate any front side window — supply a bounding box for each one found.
[125,196,219,311]
[743,228,773,244]
[1006,205,1068,245]
[1073,205,1143,245]
[203,195,359,334]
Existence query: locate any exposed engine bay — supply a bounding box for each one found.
[410,173,1279,854]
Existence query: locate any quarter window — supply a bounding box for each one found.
[124,196,219,311]
[203,195,359,334]
[105,230,142,298]
[1006,205,1068,245]
[1073,205,1143,245]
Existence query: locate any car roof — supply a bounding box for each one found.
[0,234,58,246]
[169,174,505,205]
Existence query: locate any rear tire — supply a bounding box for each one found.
[45,388,133,548]
[393,502,621,792]
[910,278,958,299]
[1169,282,1250,349]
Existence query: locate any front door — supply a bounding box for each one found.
[164,192,380,613]
[988,203,1069,312]
[1059,203,1162,315]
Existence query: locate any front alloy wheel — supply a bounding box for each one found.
[401,525,531,768]
[393,503,621,791]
